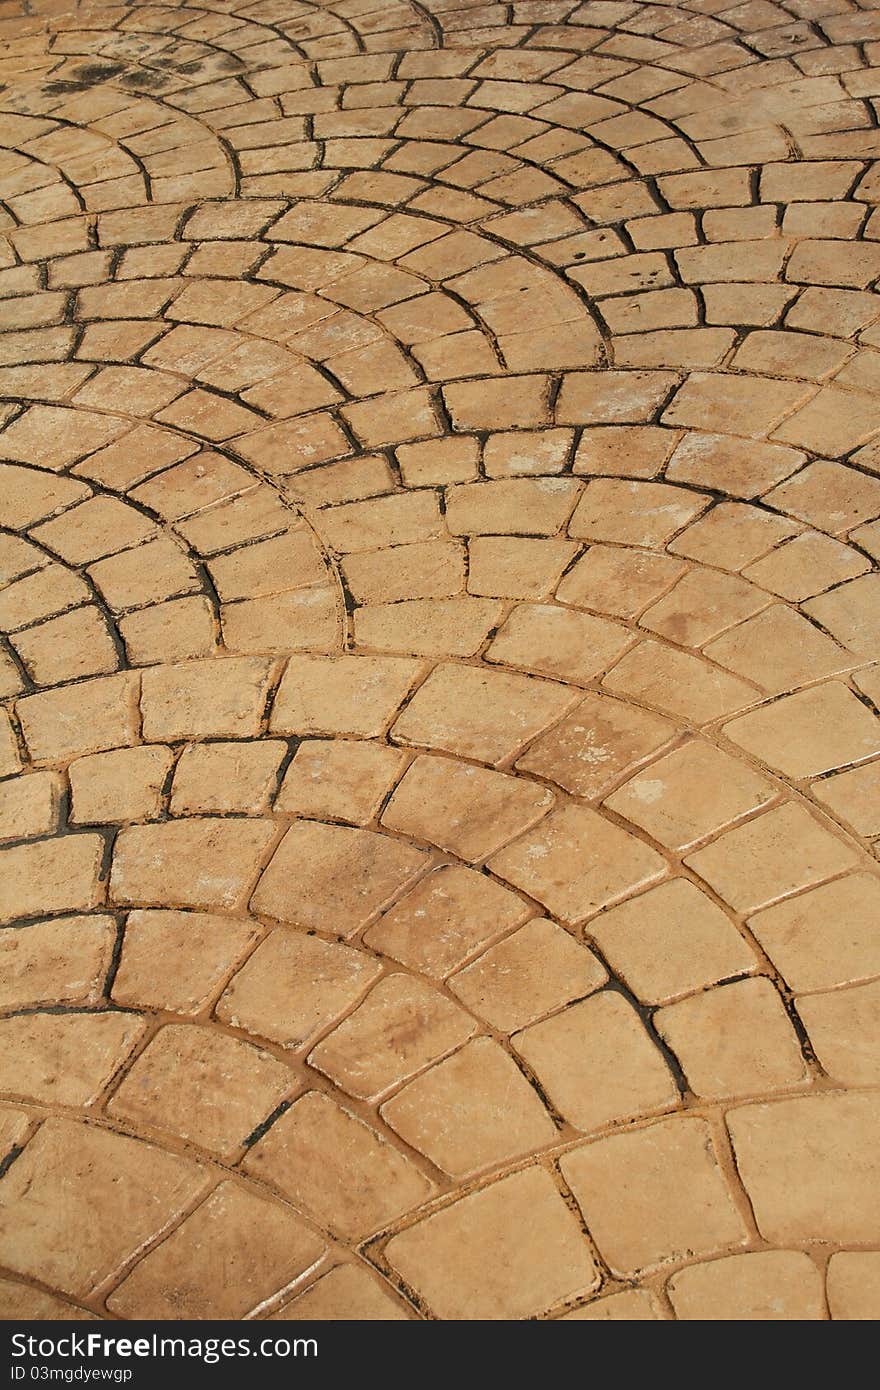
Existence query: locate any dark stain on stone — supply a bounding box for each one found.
[42,80,86,95]
[71,61,126,84]
[118,68,171,91]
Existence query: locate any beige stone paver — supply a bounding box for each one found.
[654,977,807,1100]
[797,980,880,1087]
[112,911,260,1018]
[0,915,116,1012]
[826,1252,880,1321]
[588,880,757,1007]
[561,1117,748,1277]
[107,1024,295,1159]
[0,1012,143,1108]
[667,1251,825,1320]
[364,864,530,978]
[0,1119,205,1297]
[449,917,606,1031]
[604,739,777,849]
[0,0,879,1323]
[747,874,880,994]
[728,1092,880,1244]
[385,1167,598,1320]
[244,1091,434,1240]
[380,1036,558,1177]
[513,991,679,1132]
[106,1182,325,1320]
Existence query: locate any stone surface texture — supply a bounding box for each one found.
[0,0,879,1323]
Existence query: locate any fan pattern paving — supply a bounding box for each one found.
[1,0,880,1322]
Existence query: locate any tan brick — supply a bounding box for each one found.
[0,835,105,925]
[245,1091,433,1239]
[0,1119,204,1297]
[655,977,806,1099]
[271,1265,409,1320]
[386,1168,598,1320]
[364,864,531,979]
[0,1011,143,1107]
[450,916,606,1032]
[112,910,259,1016]
[275,739,405,824]
[668,1251,824,1320]
[562,1117,746,1276]
[111,819,277,912]
[108,1024,294,1157]
[140,657,275,741]
[252,821,428,935]
[728,1092,880,1243]
[747,873,880,993]
[589,879,756,1006]
[514,991,677,1131]
[382,753,554,861]
[604,740,776,850]
[108,1182,324,1320]
[381,1037,556,1177]
[217,929,381,1049]
[309,974,476,1101]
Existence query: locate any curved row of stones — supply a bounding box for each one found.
[1,0,880,1323]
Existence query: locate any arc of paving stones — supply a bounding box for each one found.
[1,427,879,1318]
[1,0,880,1326]
[5,194,880,553]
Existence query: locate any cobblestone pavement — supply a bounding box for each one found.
[0,0,879,1325]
